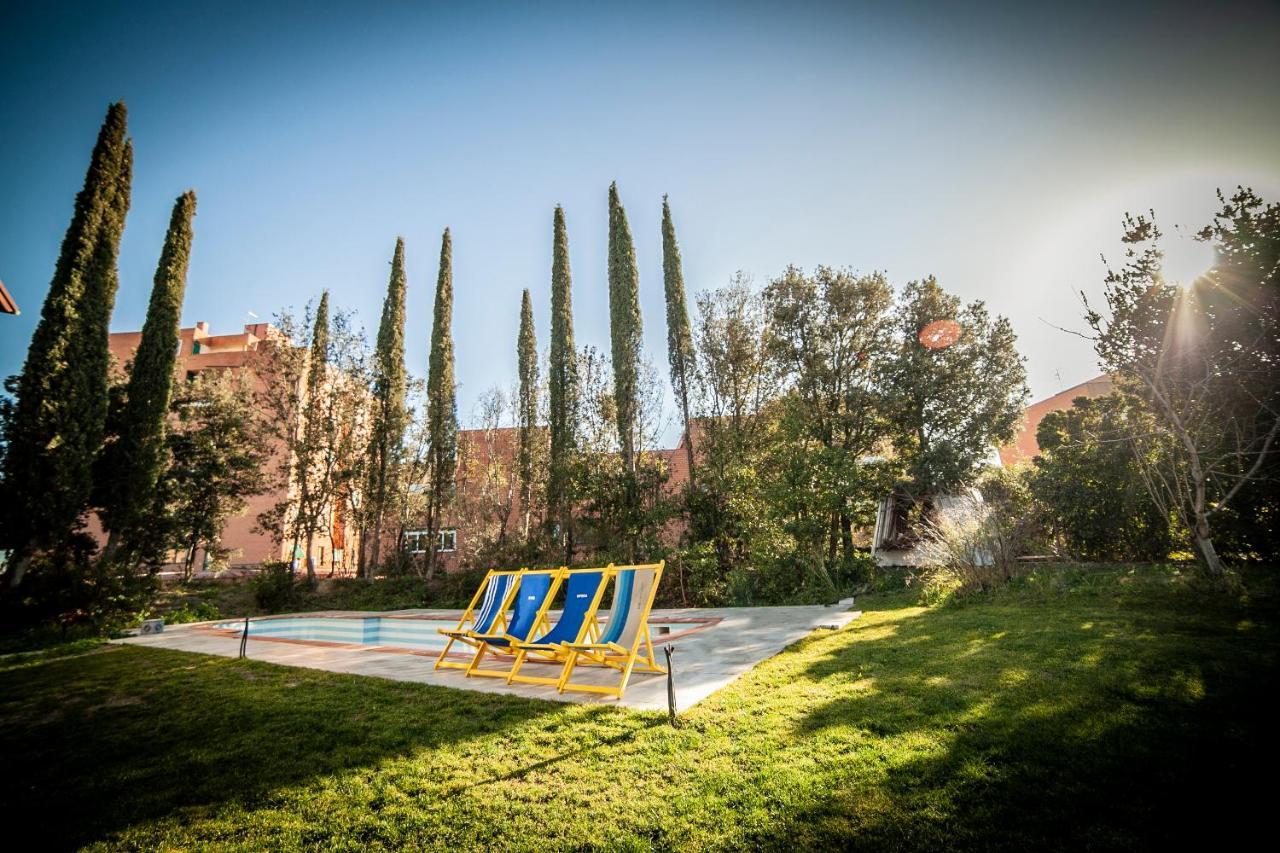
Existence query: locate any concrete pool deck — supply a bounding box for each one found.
[113,601,860,711]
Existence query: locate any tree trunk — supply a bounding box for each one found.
[5,549,34,588]
[304,531,317,588]
[183,535,199,582]
[839,513,854,561]
[100,530,122,570]
[1193,525,1225,578]
[681,391,696,486]
[369,506,384,581]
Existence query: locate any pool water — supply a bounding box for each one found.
[218,616,449,651]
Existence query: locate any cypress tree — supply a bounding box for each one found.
[661,195,697,481]
[2,101,132,587]
[517,288,538,543]
[295,290,330,587]
[546,205,577,559]
[607,182,642,476]
[101,190,197,565]
[425,228,458,577]
[364,237,408,579]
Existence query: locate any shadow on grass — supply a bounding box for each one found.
[0,645,641,849]
[744,586,1280,849]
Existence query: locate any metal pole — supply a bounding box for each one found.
[664,644,678,727]
[239,615,250,659]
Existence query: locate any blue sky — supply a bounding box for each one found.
[3,1,1278,437]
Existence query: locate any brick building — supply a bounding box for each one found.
[105,321,355,574]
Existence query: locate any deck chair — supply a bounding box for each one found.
[464,568,563,679]
[557,561,666,700]
[434,569,520,670]
[505,566,612,686]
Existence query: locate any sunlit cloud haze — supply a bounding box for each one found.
[2,1,1277,436]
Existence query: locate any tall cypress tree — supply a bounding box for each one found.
[294,291,330,587]
[517,288,538,544]
[661,195,697,481]
[546,205,577,559]
[2,102,132,587]
[100,191,197,565]
[364,237,408,579]
[607,182,642,476]
[425,228,458,577]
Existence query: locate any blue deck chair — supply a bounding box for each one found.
[558,561,666,700]
[434,569,519,670]
[464,569,562,679]
[505,567,611,686]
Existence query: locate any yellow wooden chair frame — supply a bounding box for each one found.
[464,567,565,679]
[557,560,667,700]
[433,568,524,671]
[504,565,615,687]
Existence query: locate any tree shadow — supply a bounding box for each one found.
[0,645,649,849]
[743,590,1280,849]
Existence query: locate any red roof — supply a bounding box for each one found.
[0,279,17,315]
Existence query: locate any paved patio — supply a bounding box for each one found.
[114,601,860,710]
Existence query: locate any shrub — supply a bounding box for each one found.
[161,601,222,625]
[1031,395,1173,561]
[249,562,298,612]
[916,488,1034,602]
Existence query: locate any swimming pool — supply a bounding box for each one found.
[211,613,716,654]
[216,616,450,651]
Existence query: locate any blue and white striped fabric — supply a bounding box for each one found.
[472,574,513,634]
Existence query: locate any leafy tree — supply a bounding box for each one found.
[2,102,132,587]
[686,275,785,596]
[884,276,1028,495]
[163,372,270,579]
[572,346,672,561]
[1031,394,1172,561]
[99,191,196,567]
[453,386,519,564]
[765,266,899,576]
[1084,189,1279,576]
[254,298,368,587]
[425,228,458,577]
[662,196,697,480]
[546,205,578,560]
[516,289,539,545]
[294,292,331,587]
[363,237,408,579]
[607,182,643,479]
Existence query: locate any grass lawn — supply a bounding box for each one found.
[2,565,1276,851]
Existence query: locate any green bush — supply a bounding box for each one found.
[162,601,222,625]
[1031,395,1173,561]
[249,563,298,612]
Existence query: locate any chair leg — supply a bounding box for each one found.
[557,652,580,693]
[615,655,639,700]
[434,637,455,670]
[507,650,528,684]
[464,642,489,676]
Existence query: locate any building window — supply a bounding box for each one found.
[403,529,457,553]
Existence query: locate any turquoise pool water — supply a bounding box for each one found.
[218,616,449,651]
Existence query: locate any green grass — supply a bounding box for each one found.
[2,564,1276,851]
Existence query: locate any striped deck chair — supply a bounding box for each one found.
[505,566,612,687]
[557,561,666,700]
[434,569,519,671]
[464,569,563,679]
